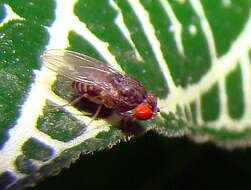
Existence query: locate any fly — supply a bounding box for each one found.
[40,49,159,127]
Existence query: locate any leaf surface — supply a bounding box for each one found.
[1,0,251,189]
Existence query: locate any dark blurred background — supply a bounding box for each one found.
[28,131,251,190]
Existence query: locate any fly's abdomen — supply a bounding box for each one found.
[72,81,116,108]
[72,81,101,96]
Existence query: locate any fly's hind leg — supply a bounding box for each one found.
[76,104,103,136]
[87,104,102,125]
[47,93,88,112]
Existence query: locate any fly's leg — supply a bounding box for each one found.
[76,104,103,136]
[47,93,88,112]
[67,93,89,106]
[87,104,102,125]
[119,112,144,135]
[119,112,134,133]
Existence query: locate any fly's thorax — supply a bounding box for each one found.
[109,74,147,112]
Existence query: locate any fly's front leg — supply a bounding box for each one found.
[119,112,144,135]
[118,112,135,134]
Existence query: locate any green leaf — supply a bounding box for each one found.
[1,0,251,189]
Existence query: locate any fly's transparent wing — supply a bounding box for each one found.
[40,49,120,86]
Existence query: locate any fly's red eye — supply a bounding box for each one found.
[134,103,153,120]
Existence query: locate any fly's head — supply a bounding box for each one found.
[133,93,159,120]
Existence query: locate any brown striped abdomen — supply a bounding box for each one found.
[72,81,118,110]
